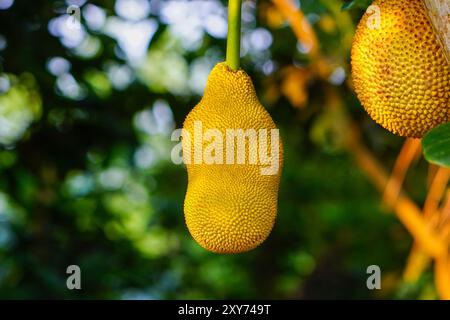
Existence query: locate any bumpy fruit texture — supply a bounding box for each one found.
[182,62,283,254]
[351,0,449,138]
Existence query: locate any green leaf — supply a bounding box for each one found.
[422,122,450,168]
[341,0,372,11]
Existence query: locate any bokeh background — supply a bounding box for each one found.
[0,0,445,299]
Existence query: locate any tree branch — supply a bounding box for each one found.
[421,0,450,64]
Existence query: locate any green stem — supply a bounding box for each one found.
[226,0,242,71]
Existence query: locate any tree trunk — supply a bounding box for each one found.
[421,0,450,64]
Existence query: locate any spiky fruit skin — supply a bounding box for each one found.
[182,63,283,254]
[351,0,450,138]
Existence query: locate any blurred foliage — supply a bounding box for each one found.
[0,0,439,299]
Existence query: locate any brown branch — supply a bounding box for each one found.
[383,139,422,208]
[403,168,449,282]
[403,243,431,282]
[345,129,446,258]
[421,0,450,64]
[440,190,450,225]
[273,0,449,295]
[424,168,450,220]
[435,251,450,299]
[271,0,319,56]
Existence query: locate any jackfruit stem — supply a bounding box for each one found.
[226,0,242,71]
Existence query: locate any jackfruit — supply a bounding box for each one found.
[182,62,283,254]
[351,0,450,138]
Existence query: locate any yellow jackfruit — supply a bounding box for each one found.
[182,62,283,254]
[351,0,450,138]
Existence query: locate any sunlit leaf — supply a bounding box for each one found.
[0,73,42,145]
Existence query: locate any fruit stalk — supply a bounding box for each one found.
[226,0,242,71]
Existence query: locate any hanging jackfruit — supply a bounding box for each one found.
[182,62,283,254]
[351,0,450,138]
